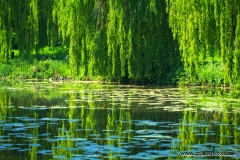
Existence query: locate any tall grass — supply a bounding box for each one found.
[178,61,225,86]
[0,46,70,80]
[0,59,71,80]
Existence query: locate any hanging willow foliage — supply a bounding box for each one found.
[52,0,179,82]
[105,0,179,82]
[53,0,103,77]
[0,0,13,61]
[234,14,240,81]
[166,0,240,84]
[0,0,55,60]
[0,0,179,83]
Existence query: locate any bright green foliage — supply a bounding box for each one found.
[105,0,180,82]
[167,0,240,84]
[0,0,13,61]
[52,0,107,77]
[0,0,180,84]
[0,0,56,60]
[0,59,70,79]
[2,0,240,85]
[234,14,240,82]
[52,0,179,83]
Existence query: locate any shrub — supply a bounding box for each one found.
[197,62,224,86]
[0,59,71,80]
[178,61,224,86]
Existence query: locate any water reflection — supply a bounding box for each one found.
[0,81,239,159]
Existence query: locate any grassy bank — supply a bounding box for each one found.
[0,58,180,84]
[0,58,227,86]
[0,59,71,80]
[0,46,230,86]
[178,61,226,86]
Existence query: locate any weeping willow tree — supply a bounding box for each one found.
[106,0,179,82]
[166,0,240,84]
[1,0,179,83]
[0,0,56,61]
[52,0,109,77]
[1,0,33,60]
[53,0,179,82]
[0,0,14,61]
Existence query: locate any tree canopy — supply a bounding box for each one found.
[166,0,240,84]
[0,0,179,83]
[1,0,239,85]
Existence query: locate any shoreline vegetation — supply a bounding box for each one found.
[1,60,239,90]
[0,0,240,87]
[0,53,234,88]
[0,46,237,87]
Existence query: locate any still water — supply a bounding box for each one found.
[0,81,240,160]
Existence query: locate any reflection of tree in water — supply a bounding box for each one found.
[0,92,11,117]
[50,89,134,159]
[176,107,240,159]
[1,82,239,159]
[0,91,42,160]
[198,104,239,145]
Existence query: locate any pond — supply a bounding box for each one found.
[0,80,240,160]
